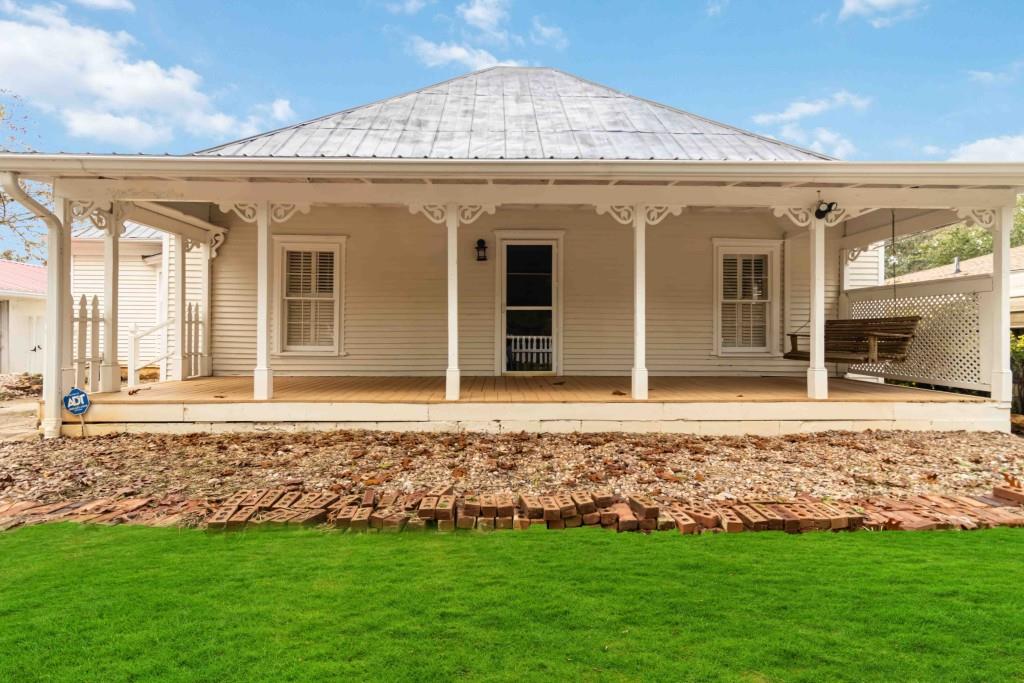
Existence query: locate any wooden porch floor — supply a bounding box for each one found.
[89,375,980,404]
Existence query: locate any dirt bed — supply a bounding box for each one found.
[1,429,1022,504]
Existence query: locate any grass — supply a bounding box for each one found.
[1,525,1023,682]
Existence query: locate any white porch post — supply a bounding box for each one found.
[61,202,75,392]
[199,238,213,377]
[808,215,828,399]
[991,204,1014,403]
[99,204,121,392]
[631,207,648,400]
[254,201,273,399]
[171,234,186,381]
[445,203,460,400]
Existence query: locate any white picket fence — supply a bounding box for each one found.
[506,334,553,371]
[127,301,204,387]
[72,294,103,391]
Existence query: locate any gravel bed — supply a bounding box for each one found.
[1,429,1022,505]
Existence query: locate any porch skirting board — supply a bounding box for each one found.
[61,400,1009,437]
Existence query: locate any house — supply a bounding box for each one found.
[886,246,1024,329]
[0,66,1021,438]
[0,259,45,374]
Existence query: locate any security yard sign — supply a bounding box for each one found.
[63,387,90,416]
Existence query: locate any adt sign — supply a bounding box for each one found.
[63,387,90,416]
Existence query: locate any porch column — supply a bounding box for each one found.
[99,204,122,392]
[807,214,828,399]
[631,208,649,400]
[444,204,460,400]
[254,201,273,399]
[991,204,1014,403]
[170,234,187,381]
[61,201,75,392]
[199,237,214,377]
[409,203,496,401]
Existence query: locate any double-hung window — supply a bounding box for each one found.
[275,236,345,354]
[713,239,781,355]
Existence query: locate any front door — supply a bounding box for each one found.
[502,242,557,374]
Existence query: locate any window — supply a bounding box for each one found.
[275,236,345,354]
[713,239,781,355]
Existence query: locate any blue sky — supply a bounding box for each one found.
[1,0,1023,161]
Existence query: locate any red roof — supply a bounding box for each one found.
[0,259,46,296]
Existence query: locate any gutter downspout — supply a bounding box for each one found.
[0,172,66,437]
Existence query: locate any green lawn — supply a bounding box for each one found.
[1,525,1022,682]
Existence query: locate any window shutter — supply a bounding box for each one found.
[283,246,338,350]
[719,250,771,351]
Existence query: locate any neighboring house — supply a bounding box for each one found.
[1,66,1022,438]
[885,246,1024,329]
[0,259,45,374]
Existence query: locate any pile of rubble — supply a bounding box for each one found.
[2,475,1023,535]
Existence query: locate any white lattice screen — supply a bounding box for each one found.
[846,281,989,391]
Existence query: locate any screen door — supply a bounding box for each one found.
[503,242,555,373]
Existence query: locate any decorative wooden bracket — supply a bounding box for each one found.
[955,208,997,230]
[595,204,684,226]
[409,204,497,225]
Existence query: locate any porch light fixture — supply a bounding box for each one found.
[475,239,488,261]
[814,200,838,220]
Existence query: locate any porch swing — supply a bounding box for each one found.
[783,210,921,365]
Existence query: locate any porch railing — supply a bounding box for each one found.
[506,335,553,371]
[72,294,103,391]
[128,302,205,387]
[844,274,992,392]
[128,319,173,388]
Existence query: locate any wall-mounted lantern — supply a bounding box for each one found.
[475,239,488,261]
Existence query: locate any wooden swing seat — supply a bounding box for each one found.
[783,316,921,364]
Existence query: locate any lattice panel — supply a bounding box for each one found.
[848,291,984,389]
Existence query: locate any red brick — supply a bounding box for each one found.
[369,508,390,529]
[206,506,236,529]
[554,494,576,518]
[582,511,602,526]
[610,503,638,532]
[360,489,377,508]
[310,493,340,509]
[477,517,495,531]
[255,489,287,509]
[547,519,565,530]
[748,503,784,531]
[676,503,720,529]
[333,506,358,528]
[226,506,257,529]
[600,509,618,526]
[591,488,614,508]
[638,517,657,531]
[815,502,851,530]
[295,493,326,509]
[289,509,328,526]
[239,490,268,508]
[513,515,531,530]
[570,491,597,514]
[667,509,698,534]
[657,516,676,531]
[435,495,456,521]
[349,507,371,530]
[993,486,1024,504]
[457,514,477,530]
[222,491,251,507]
[564,515,583,528]
[628,495,659,520]
[252,508,300,525]
[767,504,804,533]
[717,507,745,533]
[378,491,399,508]
[382,513,409,532]
[495,493,516,518]
[401,493,424,511]
[518,495,543,519]
[405,517,427,532]
[733,504,768,531]
[479,494,497,517]
[496,517,514,530]
[426,483,454,497]
[539,496,561,521]
[463,494,482,517]
[418,496,438,519]
[438,518,456,531]
[274,491,302,509]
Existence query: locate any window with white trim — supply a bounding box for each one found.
[275,236,345,354]
[714,239,781,355]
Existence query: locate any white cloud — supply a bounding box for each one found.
[456,0,513,44]
[967,61,1023,85]
[838,0,923,27]
[257,98,296,123]
[529,16,567,50]
[385,0,428,15]
[949,134,1024,162]
[0,2,288,148]
[706,0,729,16]
[408,35,520,70]
[921,144,944,156]
[776,123,856,158]
[753,90,871,125]
[71,0,134,10]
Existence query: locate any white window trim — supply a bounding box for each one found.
[713,238,782,357]
[272,234,347,357]
[492,229,565,376]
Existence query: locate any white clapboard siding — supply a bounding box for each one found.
[208,206,841,377]
[845,244,884,290]
[70,240,162,365]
